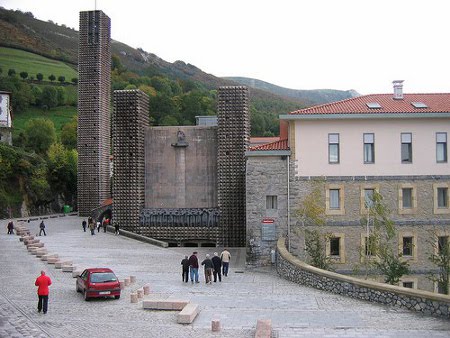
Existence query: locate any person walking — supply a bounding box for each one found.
[39,221,46,236]
[212,252,222,282]
[181,255,190,283]
[7,220,14,235]
[114,221,120,236]
[35,270,52,314]
[82,220,87,232]
[96,221,101,233]
[188,251,199,284]
[201,254,214,284]
[220,248,231,277]
[88,217,95,235]
[102,218,109,233]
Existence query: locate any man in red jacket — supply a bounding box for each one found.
[35,270,52,314]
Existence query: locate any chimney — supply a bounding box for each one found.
[392,80,404,100]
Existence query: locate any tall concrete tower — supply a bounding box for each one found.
[112,90,149,231]
[77,10,111,216]
[217,86,250,246]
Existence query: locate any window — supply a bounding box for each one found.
[433,184,450,214]
[266,195,278,210]
[402,236,413,256]
[402,188,413,208]
[436,132,448,163]
[325,185,345,215]
[328,133,340,163]
[329,189,340,209]
[326,233,345,263]
[398,184,417,214]
[402,282,414,288]
[329,237,340,256]
[401,133,412,163]
[363,133,375,163]
[438,236,449,255]
[364,189,375,208]
[364,235,377,257]
[437,187,448,208]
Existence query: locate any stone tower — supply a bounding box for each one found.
[112,90,150,231]
[77,10,111,216]
[217,86,250,246]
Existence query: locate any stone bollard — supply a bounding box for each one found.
[120,281,126,290]
[137,288,144,298]
[130,293,138,303]
[143,284,150,295]
[124,277,131,286]
[211,319,221,332]
[130,275,136,283]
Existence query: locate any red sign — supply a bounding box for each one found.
[262,218,274,224]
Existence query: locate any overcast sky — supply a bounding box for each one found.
[2,0,450,95]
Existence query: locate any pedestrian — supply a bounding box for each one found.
[220,248,231,277]
[201,254,214,284]
[102,218,109,233]
[39,221,46,236]
[88,217,95,235]
[181,255,190,283]
[7,220,14,235]
[114,221,120,235]
[212,252,222,282]
[35,270,52,314]
[188,251,199,283]
[82,220,87,232]
[96,221,101,232]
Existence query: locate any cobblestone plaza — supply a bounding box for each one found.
[1,216,450,337]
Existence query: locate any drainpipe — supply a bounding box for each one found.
[287,155,291,252]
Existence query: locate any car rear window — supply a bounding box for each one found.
[91,272,117,283]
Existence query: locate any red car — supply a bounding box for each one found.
[76,268,121,301]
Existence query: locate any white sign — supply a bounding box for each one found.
[0,94,11,127]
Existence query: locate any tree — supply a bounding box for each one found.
[61,117,77,150]
[0,76,33,112]
[360,190,410,284]
[19,71,28,80]
[24,118,56,155]
[71,77,78,84]
[58,75,65,83]
[47,143,77,202]
[427,228,450,294]
[36,73,44,81]
[40,86,59,109]
[8,68,16,77]
[294,179,333,270]
[48,74,56,82]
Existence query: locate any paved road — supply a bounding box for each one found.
[1,215,450,338]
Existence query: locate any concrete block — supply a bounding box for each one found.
[124,277,131,286]
[255,319,272,338]
[119,281,126,290]
[72,270,82,278]
[41,253,57,261]
[211,319,221,332]
[55,260,72,268]
[143,284,150,295]
[137,288,144,298]
[177,303,200,324]
[142,299,189,311]
[130,293,138,303]
[36,249,48,257]
[47,257,58,264]
[130,275,136,283]
[29,247,39,255]
[62,265,74,272]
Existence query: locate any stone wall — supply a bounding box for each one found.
[246,155,289,266]
[276,237,450,318]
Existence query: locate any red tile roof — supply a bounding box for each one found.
[288,93,450,115]
[249,138,289,151]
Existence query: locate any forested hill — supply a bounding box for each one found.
[226,77,359,105]
[0,7,356,107]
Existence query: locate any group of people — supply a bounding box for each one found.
[181,249,231,284]
[82,217,118,235]
[7,220,47,236]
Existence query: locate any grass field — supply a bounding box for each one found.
[0,47,77,81]
[13,106,77,139]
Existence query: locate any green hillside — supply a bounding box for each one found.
[0,47,77,80]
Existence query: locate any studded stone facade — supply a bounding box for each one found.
[217,86,250,246]
[77,10,111,216]
[112,90,149,231]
